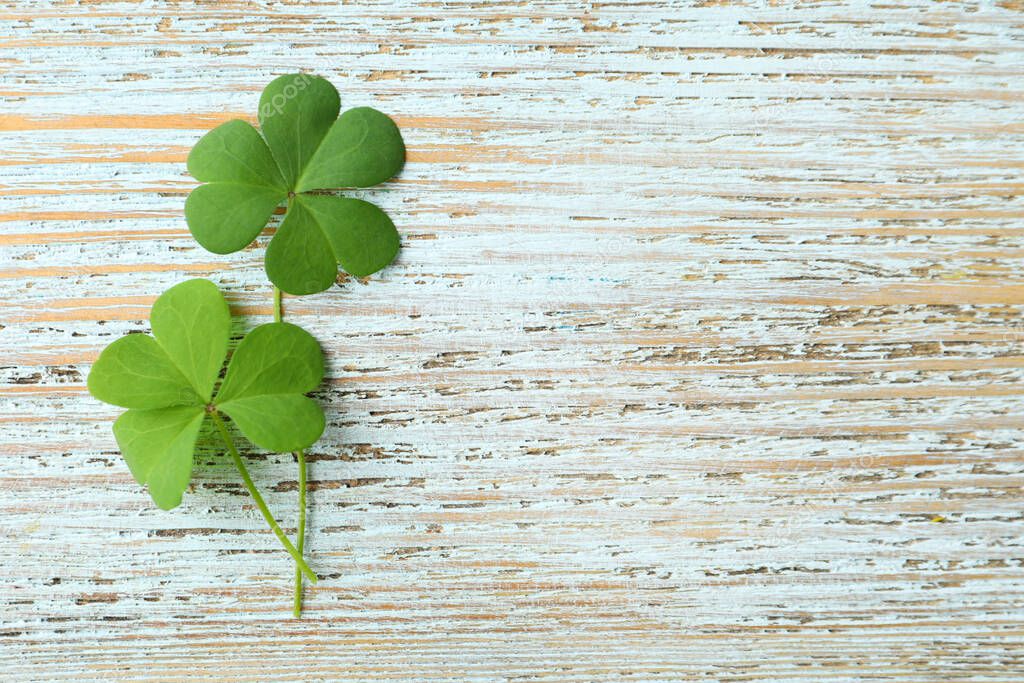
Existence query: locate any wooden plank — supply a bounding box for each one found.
[1,0,1023,680]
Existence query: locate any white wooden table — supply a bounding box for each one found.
[2,1,1023,680]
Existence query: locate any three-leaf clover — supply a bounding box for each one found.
[185,73,405,295]
[87,279,325,510]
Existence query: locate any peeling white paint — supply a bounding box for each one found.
[1,1,1023,680]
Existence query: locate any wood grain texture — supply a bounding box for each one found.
[2,0,1023,680]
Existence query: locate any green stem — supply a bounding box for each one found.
[211,412,317,584]
[293,448,307,617]
[274,283,309,618]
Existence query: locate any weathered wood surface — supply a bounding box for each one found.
[2,0,1023,680]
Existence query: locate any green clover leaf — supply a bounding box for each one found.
[186,73,405,295]
[87,279,326,510]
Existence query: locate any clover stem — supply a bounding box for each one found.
[211,411,317,584]
[273,283,309,617]
[293,448,308,617]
